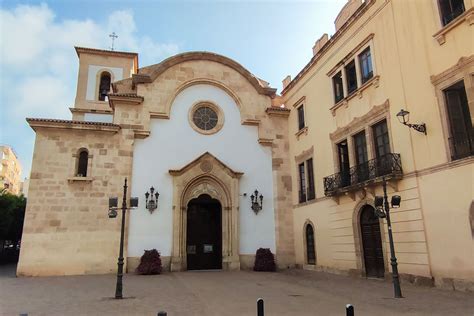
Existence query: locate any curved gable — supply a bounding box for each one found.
[135,52,276,96]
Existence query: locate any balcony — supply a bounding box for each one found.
[323,153,402,197]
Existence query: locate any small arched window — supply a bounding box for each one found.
[98,72,111,101]
[77,150,89,177]
[305,224,316,265]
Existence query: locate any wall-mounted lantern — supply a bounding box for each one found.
[396,109,427,135]
[145,186,159,214]
[251,189,263,214]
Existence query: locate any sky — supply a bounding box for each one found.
[0,0,347,178]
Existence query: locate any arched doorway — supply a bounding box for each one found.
[305,223,316,265]
[360,205,385,278]
[186,194,222,270]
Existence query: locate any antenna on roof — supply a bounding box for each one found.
[109,32,118,51]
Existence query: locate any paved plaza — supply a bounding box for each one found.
[0,264,473,316]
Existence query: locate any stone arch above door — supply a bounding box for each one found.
[169,152,242,271]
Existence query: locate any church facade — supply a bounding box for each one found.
[18,0,473,291]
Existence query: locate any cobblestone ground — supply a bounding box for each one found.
[0,264,473,316]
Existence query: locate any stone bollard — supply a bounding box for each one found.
[257,298,264,316]
[346,304,354,316]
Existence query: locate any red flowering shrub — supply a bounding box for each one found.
[136,249,162,275]
[253,248,276,272]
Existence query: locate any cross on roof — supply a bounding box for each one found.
[109,32,118,51]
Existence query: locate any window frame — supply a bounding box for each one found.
[358,47,373,84]
[306,158,316,201]
[431,57,474,163]
[298,162,307,203]
[437,0,466,26]
[332,71,345,103]
[443,80,473,160]
[345,59,358,95]
[297,104,306,131]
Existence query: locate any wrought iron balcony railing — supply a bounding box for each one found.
[323,153,402,197]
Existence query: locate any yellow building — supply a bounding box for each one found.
[284,0,473,290]
[0,146,22,195]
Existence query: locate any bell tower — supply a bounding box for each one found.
[71,46,138,121]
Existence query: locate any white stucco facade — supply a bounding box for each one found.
[128,84,276,258]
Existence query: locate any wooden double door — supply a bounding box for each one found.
[360,205,385,278]
[186,194,222,270]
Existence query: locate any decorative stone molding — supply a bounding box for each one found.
[169,152,242,272]
[430,55,474,86]
[188,101,225,135]
[295,126,309,140]
[294,146,314,164]
[330,99,390,141]
[134,52,276,96]
[433,7,474,45]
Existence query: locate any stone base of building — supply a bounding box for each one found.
[297,264,474,293]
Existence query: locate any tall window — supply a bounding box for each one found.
[439,0,465,26]
[77,149,89,177]
[444,81,473,160]
[333,71,344,103]
[305,224,316,265]
[297,105,305,131]
[98,72,111,101]
[298,162,306,203]
[373,120,391,158]
[337,140,350,187]
[359,47,373,84]
[306,158,315,201]
[353,131,369,182]
[345,60,358,95]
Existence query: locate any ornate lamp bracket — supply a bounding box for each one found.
[250,189,263,214]
[145,186,160,214]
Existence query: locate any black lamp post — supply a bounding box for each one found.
[396,109,427,135]
[374,177,403,298]
[108,178,138,299]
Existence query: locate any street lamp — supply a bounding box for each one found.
[374,177,403,298]
[250,189,263,214]
[396,109,427,135]
[108,178,138,299]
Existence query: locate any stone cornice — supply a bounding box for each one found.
[26,118,121,133]
[69,108,113,114]
[265,107,290,117]
[75,46,138,58]
[108,93,144,109]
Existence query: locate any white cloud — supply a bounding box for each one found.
[0,3,180,176]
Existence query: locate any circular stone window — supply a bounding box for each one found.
[188,102,224,135]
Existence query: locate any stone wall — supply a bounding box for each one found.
[17,125,135,276]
